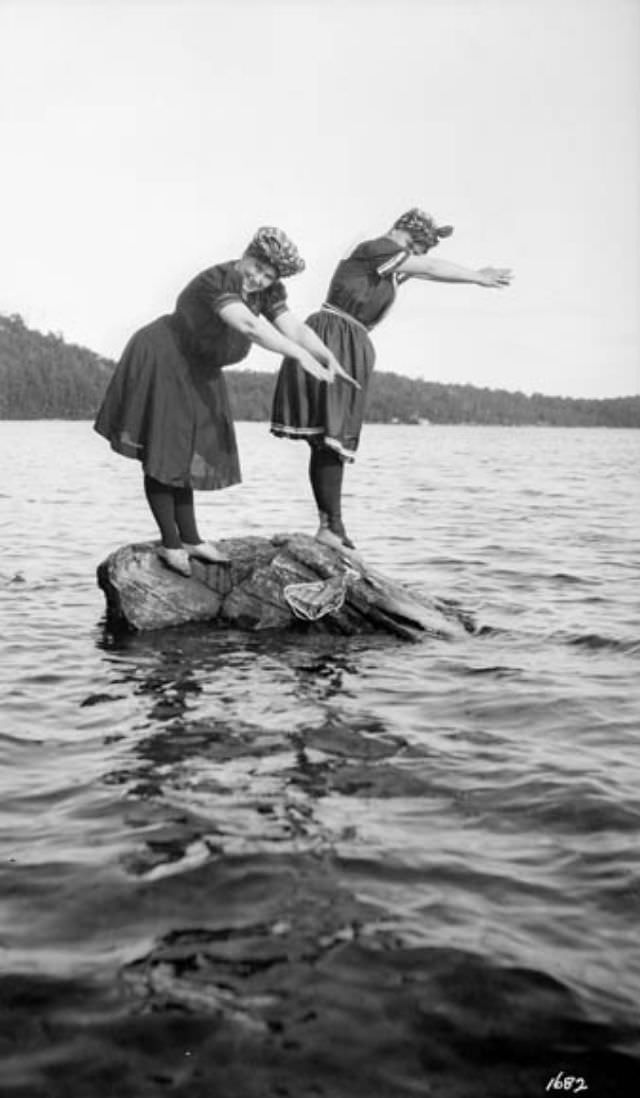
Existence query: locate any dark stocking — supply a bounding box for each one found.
[308,445,354,546]
[174,485,200,545]
[308,446,327,516]
[143,475,181,548]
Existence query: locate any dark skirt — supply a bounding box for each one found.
[270,310,375,462]
[94,315,241,490]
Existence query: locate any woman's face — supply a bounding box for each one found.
[404,233,427,256]
[238,255,278,294]
[391,228,424,256]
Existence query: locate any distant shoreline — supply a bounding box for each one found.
[2,419,638,430]
[2,312,639,427]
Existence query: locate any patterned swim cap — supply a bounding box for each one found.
[393,208,454,252]
[244,227,306,278]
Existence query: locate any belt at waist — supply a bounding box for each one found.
[320,302,370,334]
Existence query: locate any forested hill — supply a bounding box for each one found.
[0,313,113,419]
[1,311,639,427]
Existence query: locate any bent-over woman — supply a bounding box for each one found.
[270,208,513,553]
[95,227,345,576]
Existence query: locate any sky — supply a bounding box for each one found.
[0,0,638,399]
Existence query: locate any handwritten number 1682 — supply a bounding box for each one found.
[546,1072,588,1092]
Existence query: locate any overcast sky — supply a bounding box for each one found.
[1,0,638,398]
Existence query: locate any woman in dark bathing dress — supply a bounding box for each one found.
[95,227,345,577]
[271,208,513,554]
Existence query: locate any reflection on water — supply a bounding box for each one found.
[1,422,640,1096]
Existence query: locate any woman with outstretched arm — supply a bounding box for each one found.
[94,227,346,577]
[270,208,513,556]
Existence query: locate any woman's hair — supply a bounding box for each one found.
[244,226,306,278]
[393,208,454,252]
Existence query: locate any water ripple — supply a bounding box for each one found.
[1,422,639,1094]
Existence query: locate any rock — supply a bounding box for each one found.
[97,532,471,640]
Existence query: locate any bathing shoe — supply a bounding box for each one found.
[315,526,363,565]
[315,512,357,551]
[336,529,357,550]
[157,546,192,577]
[182,541,230,565]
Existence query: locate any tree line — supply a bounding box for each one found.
[0,313,113,419]
[1,311,638,427]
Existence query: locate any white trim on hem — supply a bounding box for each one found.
[270,424,357,462]
[270,424,324,437]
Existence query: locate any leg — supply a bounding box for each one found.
[175,484,230,565]
[144,474,181,548]
[309,444,355,549]
[144,474,191,576]
[308,444,327,528]
[174,485,200,545]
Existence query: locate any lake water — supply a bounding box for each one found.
[1,420,639,1097]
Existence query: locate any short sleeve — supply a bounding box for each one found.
[353,237,409,278]
[259,280,288,322]
[195,263,244,314]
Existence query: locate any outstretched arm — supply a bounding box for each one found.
[217,301,332,382]
[397,254,513,288]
